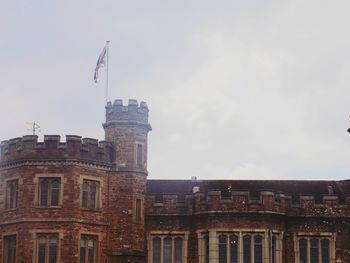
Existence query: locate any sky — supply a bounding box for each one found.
[1,0,350,180]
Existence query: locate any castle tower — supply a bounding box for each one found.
[103,99,151,263]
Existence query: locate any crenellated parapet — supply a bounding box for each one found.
[146,190,350,217]
[103,99,151,131]
[0,135,113,165]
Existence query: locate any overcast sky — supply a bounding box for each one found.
[1,0,350,180]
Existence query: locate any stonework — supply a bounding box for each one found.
[0,99,349,263]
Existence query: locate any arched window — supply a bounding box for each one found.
[219,234,227,263]
[6,180,18,209]
[243,236,251,263]
[321,239,330,263]
[163,237,172,263]
[271,236,276,263]
[36,234,58,263]
[39,178,61,207]
[82,179,100,209]
[40,179,49,206]
[310,239,319,263]
[80,235,97,263]
[174,237,183,263]
[229,235,238,263]
[152,237,161,263]
[299,238,308,263]
[51,179,60,206]
[254,235,263,263]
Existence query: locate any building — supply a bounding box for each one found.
[0,99,349,263]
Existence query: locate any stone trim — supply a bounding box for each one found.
[79,175,103,210]
[79,231,101,263]
[147,231,189,263]
[293,232,336,263]
[0,218,109,226]
[30,230,63,263]
[0,159,113,171]
[1,175,22,211]
[34,173,65,207]
[2,232,18,263]
[197,228,283,263]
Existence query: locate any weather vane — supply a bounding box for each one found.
[26,121,41,135]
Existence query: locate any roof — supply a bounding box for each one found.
[147,179,350,204]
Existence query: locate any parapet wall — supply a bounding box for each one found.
[146,190,350,217]
[104,99,151,129]
[0,135,113,165]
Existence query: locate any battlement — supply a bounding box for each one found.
[0,135,113,165]
[146,190,350,217]
[103,99,151,130]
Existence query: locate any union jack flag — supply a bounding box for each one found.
[94,47,106,83]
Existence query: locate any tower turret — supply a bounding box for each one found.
[103,99,151,263]
[103,99,152,171]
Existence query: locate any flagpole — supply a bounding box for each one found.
[105,41,110,105]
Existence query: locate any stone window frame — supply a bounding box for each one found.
[79,231,101,263]
[3,176,22,211]
[2,232,17,263]
[197,229,283,263]
[79,175,103,210]
[31,230,63,263]
[294,232,335,263]
[147,231,189,263]
[134,141,146,169]
[34,174,64,208]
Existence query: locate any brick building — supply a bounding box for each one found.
[0,99,349,263]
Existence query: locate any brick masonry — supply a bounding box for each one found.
[0,99,349,263]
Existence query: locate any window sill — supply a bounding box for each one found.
[81,208,102,212]
[35,206,62,209]
[4,208,18,212]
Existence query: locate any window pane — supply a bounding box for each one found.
[219,234,227,263]
[321,239,330,263]
[51,180,60,206]
[163,237,172,263]
[49,240,58,263]
[6,180,18,209]
[310,239,319,263]
[80,238,87,263]
[153,237,161,263]
[272,236,276,263]
[229,235,238,263]
[175,237,183,263]
[82,182,89,208]
[38,242,46,263]
[4,235,16,263]
[40,180,48,206]
[204,234,209,263]
[254,235,263,263]
[243,236,251,263]
[299,239,308,263]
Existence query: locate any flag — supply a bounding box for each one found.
[94,46,107,83]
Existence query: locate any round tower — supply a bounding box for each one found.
[103,99,151,263]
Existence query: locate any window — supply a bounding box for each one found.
[82,180,100,209]
[135,198,142,222]
[39,178,60,207]
[213,232,282,263]
[36,234,59,263]
[298,238,330,263]
[80,235,98,263]
[4,235,16,263]
[151,235,184,263]
[136,143,143,167]
[5,180,18,209]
